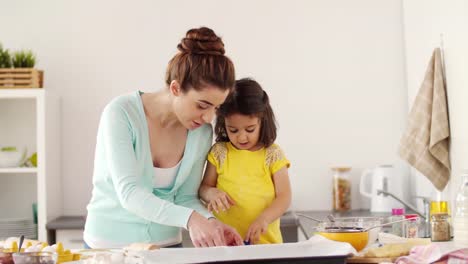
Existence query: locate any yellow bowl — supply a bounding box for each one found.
[317,231,369,251]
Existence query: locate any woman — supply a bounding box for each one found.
[84,27,243,248]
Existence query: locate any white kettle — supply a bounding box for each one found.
[359,165,403,212]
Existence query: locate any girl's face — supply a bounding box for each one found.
[225,113,262,151]
[173,83,230,130]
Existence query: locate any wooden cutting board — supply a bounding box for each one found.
[347,256,397,263]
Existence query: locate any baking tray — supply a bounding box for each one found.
[201,255,348,264]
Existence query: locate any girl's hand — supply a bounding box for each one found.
[205,187,235,213]
[245,217,269,244]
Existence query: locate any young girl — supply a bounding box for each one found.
[199,78,292,245]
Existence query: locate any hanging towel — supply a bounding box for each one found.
[398,48,451,191]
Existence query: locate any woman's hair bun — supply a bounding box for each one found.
[177,27,225,56]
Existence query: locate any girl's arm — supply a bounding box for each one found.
[246,166,291,243]
[260,166,292,223]
[199,162,218,201]
[199,162,235,212]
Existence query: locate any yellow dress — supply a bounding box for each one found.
[207,142,290,244]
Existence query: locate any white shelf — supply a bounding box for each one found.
[0,89,61,242]
[0,88,44,99]
[0,167,38,173]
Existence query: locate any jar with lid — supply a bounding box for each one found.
[430,200,450,216]
[431,213,451,241]
[332,167,351,212]
[389,208,405,237]
[453,170,468,246]
[403,214,420,238]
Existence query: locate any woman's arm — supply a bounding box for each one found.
[245,166,291,243]
[173,125,213,218]
[101,103,194,228]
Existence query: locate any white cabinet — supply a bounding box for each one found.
[0,89,61,242]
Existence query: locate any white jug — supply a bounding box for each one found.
[359,165,403,212]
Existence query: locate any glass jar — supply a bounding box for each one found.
[453,171,468,246]
[332,167,351,212]
[431,213,451,241]
[389,208,405,237]
[430,200,450,216]
[404,214,419,238]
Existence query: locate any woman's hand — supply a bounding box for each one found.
[210,219,243,246]
[187,211,242,247]
[204,187,235,213]
[245,217,269,244]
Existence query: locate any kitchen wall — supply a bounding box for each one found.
[402,0,468,210]
[0,0,409,215]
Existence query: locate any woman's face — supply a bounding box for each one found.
[225,113,262,151]
[173,84,230,130]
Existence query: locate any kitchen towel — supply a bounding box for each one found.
[395,244,468,264]
[398,48,451,191]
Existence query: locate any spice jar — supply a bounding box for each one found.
[431,213,451,241]
[404,214,419,238]
[332,167,351,212]
[389,208,405,237]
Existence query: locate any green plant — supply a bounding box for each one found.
[0,43,12,68]
[12,50,36,68]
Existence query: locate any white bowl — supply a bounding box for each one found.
[0,147,27,168]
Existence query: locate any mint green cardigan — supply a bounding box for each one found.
[84,91,213,245]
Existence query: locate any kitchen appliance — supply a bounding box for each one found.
[359,165,404,212]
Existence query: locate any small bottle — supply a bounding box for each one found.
[431,213,451,241]
[389,208,405,237]
[332,167,351,212]
[404,214,419,238]
[453,170,468,246]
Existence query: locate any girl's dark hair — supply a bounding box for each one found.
[165,27,235,92]
[215,78,277,147]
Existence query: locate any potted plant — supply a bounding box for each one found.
[0,43,12,68]
[12,50,36,68]
[0,45,43,88]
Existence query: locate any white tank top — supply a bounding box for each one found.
[153,159,182,188]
